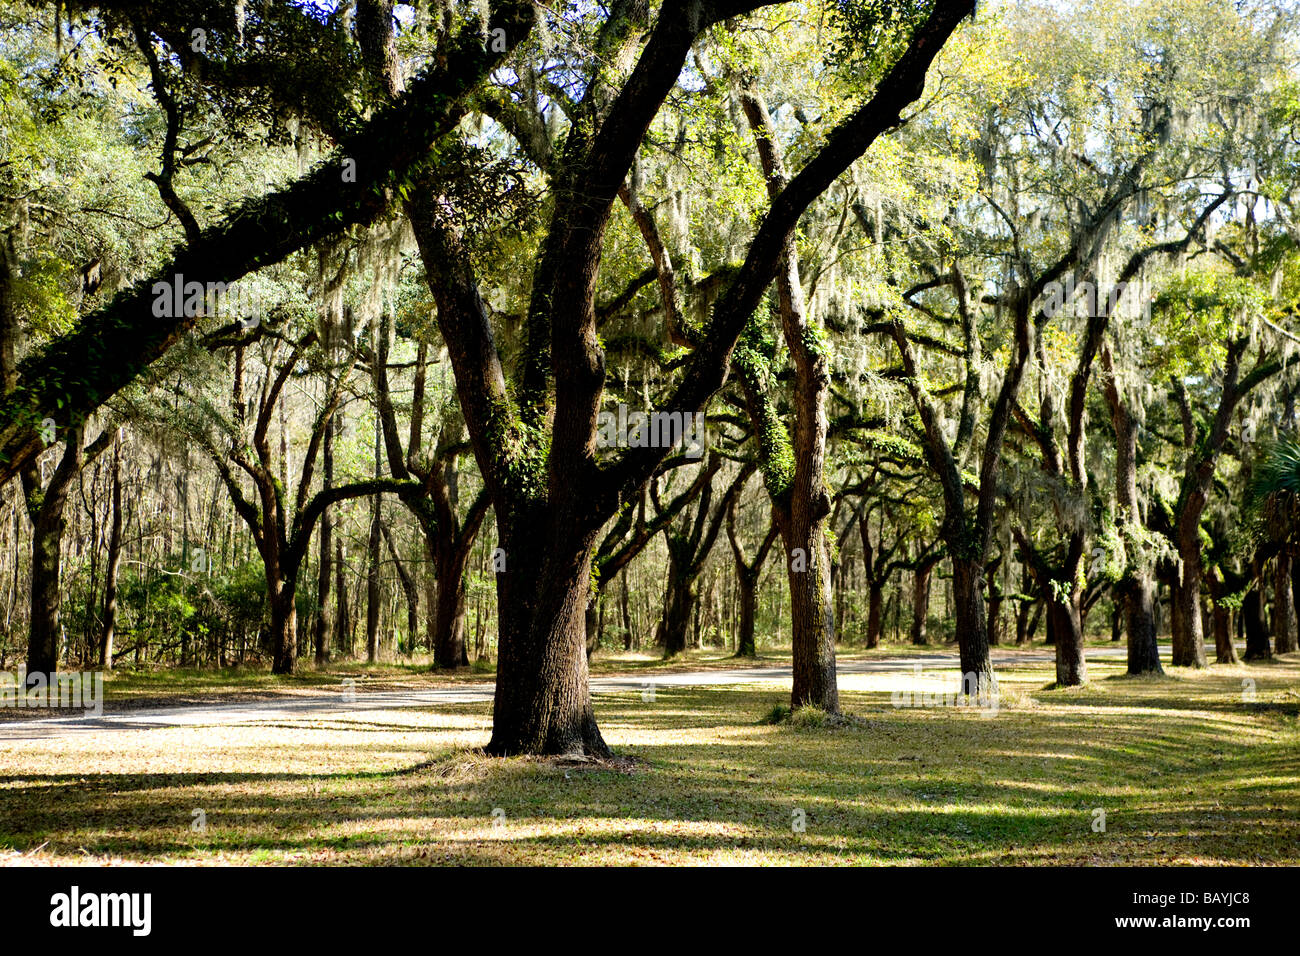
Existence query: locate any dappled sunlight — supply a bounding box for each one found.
[0,656,1296,865]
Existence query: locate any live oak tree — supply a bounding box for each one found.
[343,0,978,754]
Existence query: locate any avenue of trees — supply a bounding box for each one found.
[3,0,1300,754]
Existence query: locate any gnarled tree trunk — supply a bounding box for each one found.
[486,520,608,757]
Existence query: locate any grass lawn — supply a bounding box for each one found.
[0,652,1296,865]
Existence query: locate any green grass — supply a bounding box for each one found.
[0,653,1296,865]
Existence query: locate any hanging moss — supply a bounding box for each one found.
[734,309,794,501]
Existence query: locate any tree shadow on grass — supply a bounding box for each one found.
[0,682,1295,864]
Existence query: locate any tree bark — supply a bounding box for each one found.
[1170,544,1208,667]
[866,581,884,649]
[1243,581,1271,661]
[1213,604,1236,664]
[313,413,334,666]
[100,431,123,670]
[1050,589,1087,686]
[911,559,935,645]
[23,421,86,683]
[952,556,995,696]
[365,487,382,664]
[485,525,609,757]
[736,574,758,657]
[659,557,694,657]
[1273,551,1298,654]
[269,572,298,674]
[1122,572,1163,673]
[1102,328,1164,676]
[1205,568,1239,664]
[433,540,472,668]
[739,87,838,713]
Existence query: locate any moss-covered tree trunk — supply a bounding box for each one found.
[739,88,838,714]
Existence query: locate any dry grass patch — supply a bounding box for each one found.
[0,655,1295,866]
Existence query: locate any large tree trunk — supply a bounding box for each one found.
[1243,583,1271,661]
[739,89,837,714]
[1273,551,1298,654]
[1206,568,1238,664]
[28,511,66,680]
[1050,592,1087,686]
[781,517,838,712]
[485,525,608,757]
[658,558,694,658]
[1015,598,1030,645]
[735,573,758,657]
[1170,527,1208,667]
[1102,345,1163,674]
[432,541,471,668]
[1052,540,1088,687]
[1121,572,1163,674]
[269,573,299,674]
[951,557,995,697]
[1213,603,1236,664]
